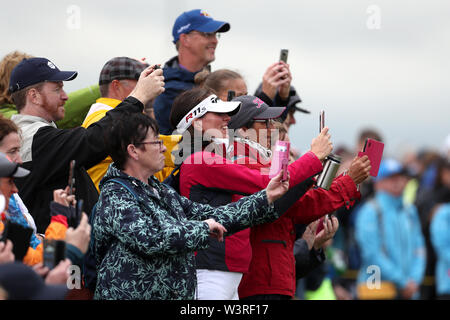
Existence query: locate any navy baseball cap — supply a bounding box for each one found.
[172,9,230,43]
[9,57,77,93]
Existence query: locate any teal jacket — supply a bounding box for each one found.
[430,203,450,295]
[355,192,426,291]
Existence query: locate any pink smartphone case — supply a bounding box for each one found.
[358,138,384,177]
[269,141,290,179]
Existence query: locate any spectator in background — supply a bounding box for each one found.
[154,9,230,134]
[430,160,450,299]
[355,159,426,300]
[0,51,33,118]
[81,57,148,191]
[9,57,164,233]
[417,156,450,299]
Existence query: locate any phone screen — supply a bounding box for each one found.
[43,239,66,269]
[279,49,288,63]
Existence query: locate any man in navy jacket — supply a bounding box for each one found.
[154,9,230,134]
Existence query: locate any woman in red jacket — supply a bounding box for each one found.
[169,87,333,300]
[226,95,370,299]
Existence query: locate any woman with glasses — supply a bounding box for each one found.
[91,111,291,300]
[169,87,335,300]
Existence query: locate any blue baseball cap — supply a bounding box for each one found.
[375,158,409,181]
[9,57,77,93]
[172,9,230,43]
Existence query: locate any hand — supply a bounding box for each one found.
[347,155,371,185]
[302,220,320,250]
[277,62,292,99]
[261,62,291,100]
[310,127,333,161]
[0,240,14,264]
[400,281,419,299]
[53,187,76,207]
[203,219,227,242]
[45,258,72,285]
[65,213,91,254]
[129,65,165,105]
[314,215,339,249]
[266,170,290,204]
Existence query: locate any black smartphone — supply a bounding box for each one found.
[75,199,84,227]
[279,49,289,63]
[43,239,66,270]
[319,110,325,133]
[68,160,75,195]
[227,90,235,101]
[0,220,33,261]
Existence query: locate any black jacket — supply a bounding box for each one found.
[12,97,143,233]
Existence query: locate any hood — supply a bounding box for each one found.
[162,56,199,84]
[99,162,136,190]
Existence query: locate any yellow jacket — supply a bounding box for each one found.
[81,97,182,187]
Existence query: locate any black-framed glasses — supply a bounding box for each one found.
[135,139,164,150]
[189,31,221,39]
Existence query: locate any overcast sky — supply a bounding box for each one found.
[1,0,449,157]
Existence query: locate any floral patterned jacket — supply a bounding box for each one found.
[93,164,278,300]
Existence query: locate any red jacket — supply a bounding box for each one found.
[232,140,361,298]
[179,148,323,273]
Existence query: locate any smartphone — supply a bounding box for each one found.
[269,141,290,178]
[358,138,385,177]
[68,160,75,195]
[279,49,289,63]
[227,90,235,101]
[75,199,84,227]
[153,64,160,70]
[0,220,33,261]
[43,239,66,270]
[319,110,325,133]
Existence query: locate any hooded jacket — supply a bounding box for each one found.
[153,56,198,135]
[11,96,143,233]
[93,163,280,300]
[355,192,426,292]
